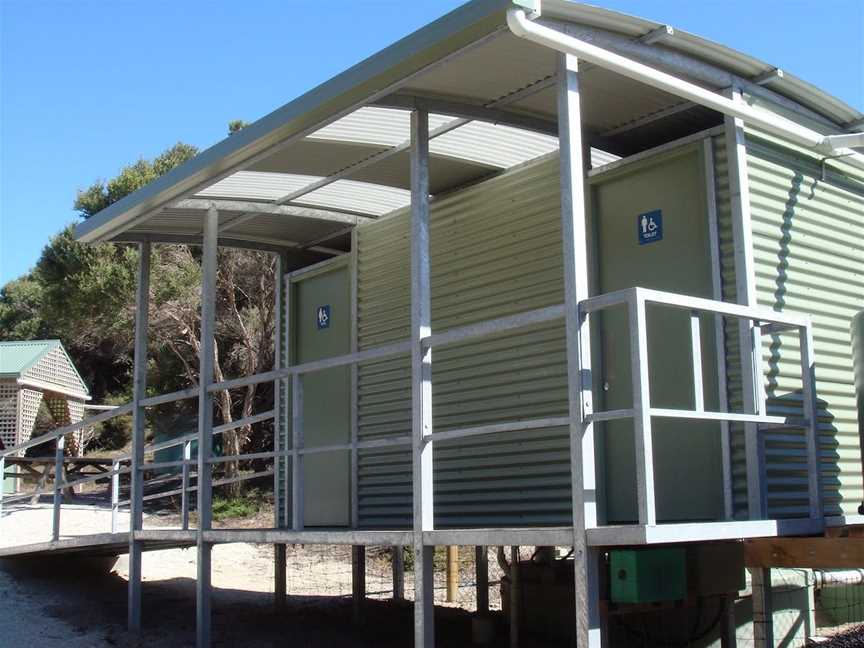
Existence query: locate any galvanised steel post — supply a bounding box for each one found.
[273,251,287,608]
[410,107,435,648]
[196,207,218,648]
[128,241,151,633]
[51,435,64,541]
[181,441,192,530]
[111,458,120,534]
[557,52,604,648]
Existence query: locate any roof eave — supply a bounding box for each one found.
[74,0,511,244]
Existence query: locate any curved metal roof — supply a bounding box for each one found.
[193,106,561,216]
[75,0,862,254]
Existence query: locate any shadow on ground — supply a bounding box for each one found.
[0,557,568,647]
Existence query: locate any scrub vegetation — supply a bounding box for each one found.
[0,123,273,495]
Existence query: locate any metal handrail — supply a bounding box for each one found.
[577,285,821,527]
[0,402,135,458]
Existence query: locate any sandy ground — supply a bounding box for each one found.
[0,498,517,648]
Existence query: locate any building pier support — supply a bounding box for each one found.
[725,88,773,648]
[128,241,151,634]
[392,545,405,600]
[410,108,435,648]
[557,52,604,648]
[352,545,366,624]
[196,207,219,648]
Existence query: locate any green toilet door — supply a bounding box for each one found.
[592,145,723,524]
[293,263,351,527]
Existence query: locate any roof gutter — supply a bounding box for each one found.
[507,6,864,169]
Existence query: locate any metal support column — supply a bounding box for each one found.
[392,546,404,600]
[630,293,657,526]
[509,546,520,648]
[128,241,151,633]
[181,440,191,530]
[720,591,738,648]
[350,231,360,530]
[751,569,774,648]
[725,88,771,648]
[410,108,435,648]
[475,546,489,614]
[291,374,304,531]
[196,207,218,648]
[352,545,366,625]
[725,88,766,518]
[52,434,64,541]
[557,52,603,648]
[273,251,288,608]
[111,458,120,534]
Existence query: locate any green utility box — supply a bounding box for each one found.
[610,548,686,603]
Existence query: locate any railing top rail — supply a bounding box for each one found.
[0,402,135,458]
[140,386,200,408]
[140,410,276,455]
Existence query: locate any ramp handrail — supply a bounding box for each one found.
[0,373,278,543]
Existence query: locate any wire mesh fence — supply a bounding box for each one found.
[814,569,864,644]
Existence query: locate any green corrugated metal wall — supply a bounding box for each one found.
[713,132,751,518]
[352,127,864,529]
[718,129,864,519]
[747,131,864,518]
[356,154,572,528]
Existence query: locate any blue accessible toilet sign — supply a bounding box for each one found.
[637,209,663,245]
[316,305,331,330]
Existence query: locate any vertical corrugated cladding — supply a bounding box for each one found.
[355,154,571,528]
[714,133,752,519]
[745,129,864,518]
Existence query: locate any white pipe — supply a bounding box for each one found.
[506,8,864,166]
[814,569,864,589]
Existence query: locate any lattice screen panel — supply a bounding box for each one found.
[44,396,86,457]
[0,381,17,450]
[23,346,87,395]
[18,388,43,450]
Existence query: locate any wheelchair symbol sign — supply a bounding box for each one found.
[316,305,331,330]
[637,209,663,245]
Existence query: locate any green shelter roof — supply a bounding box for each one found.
[0,340,89,398]
[0,340,63,377]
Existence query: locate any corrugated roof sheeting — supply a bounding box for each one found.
[300,179,410,216]
[541,0,863,127]
[76,1,863,246]
[197,171,410,217]
[190,106,562,221]
[309,107,452,147]
[430,120,559,167]
[0,340,61,377]
[198,171,318,202]
[356,154,571,528]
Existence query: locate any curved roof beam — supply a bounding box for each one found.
[376,94,558,135]
[168,197,373,237]
[171,198,372,226]
[113,232,344,258]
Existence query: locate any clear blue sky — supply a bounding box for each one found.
[1,0,862,286]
